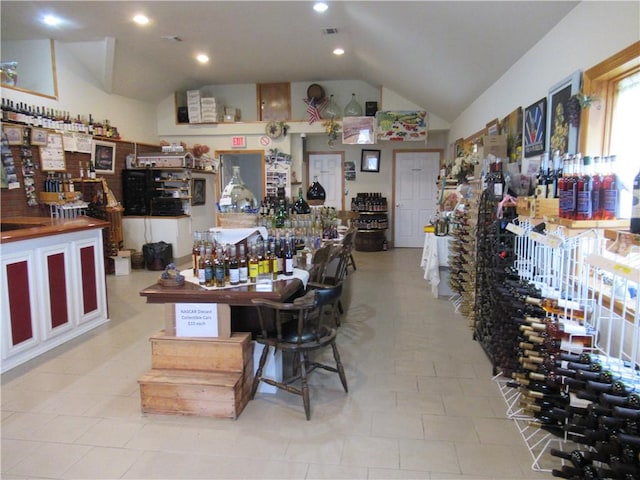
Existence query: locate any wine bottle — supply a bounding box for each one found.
[284,236,294,276]
[576,155,593,220]
[214,245,225,287]
[524,296,586,320]
[248,243,259,283]
[238,244,248,284]
[602,155,619,219]
[204,246,214,287]
[631,167,640,234]
[228,244,239,286]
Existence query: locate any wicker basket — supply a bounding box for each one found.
[217,213,258,228]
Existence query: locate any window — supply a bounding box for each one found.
[580,41,640,218]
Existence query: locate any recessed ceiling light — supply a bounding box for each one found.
[313,2,329,13]
[133,14,150,25]
[196,54,209,64]
[42,15,61,26]
[333,48,345,56]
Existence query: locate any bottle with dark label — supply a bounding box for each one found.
[197,246,206,285]
[631,167,640,234]
[214,245,225,287]
[192,231,202,276]
[576,155,593,220]
[602,155,619,219]
[591,156,603,219]
[204,246,214,287]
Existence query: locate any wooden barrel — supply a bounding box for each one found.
[354,230,385,252]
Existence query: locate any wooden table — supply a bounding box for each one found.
[138,277,304,418]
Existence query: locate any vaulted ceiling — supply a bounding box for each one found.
[1,1,579,123]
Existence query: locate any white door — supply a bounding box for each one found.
[308,152,344,210]
[394,150,441,247]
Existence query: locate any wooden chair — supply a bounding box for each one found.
[250,284,348,420]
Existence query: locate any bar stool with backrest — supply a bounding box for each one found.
[250,284,348,420]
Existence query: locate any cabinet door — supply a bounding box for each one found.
[73,235,108,325]
[1,250,40,359]
[40,243,74,339]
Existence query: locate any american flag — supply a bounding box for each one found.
[304,97,326,124]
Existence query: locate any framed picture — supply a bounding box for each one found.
[547,70,581,156]
[485,118,500,136]
[501,107,523,162]
[192,178,206,206]
[342,116,376,144]
[30,127,48,146]
[523,97,547,158]
[3,124,23,145]
[40,132,66,171]
[360,149,381,173]
[92,140,116,174]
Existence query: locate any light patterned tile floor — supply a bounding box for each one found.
[1,248,561,479]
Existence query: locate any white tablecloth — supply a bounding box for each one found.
[420,233,451,297]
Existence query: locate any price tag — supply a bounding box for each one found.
[175,303,219,337]
[506,222,526,236]
[529,231,563,248]
[219,197,232,206]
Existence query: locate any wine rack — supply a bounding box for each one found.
[448,180,480,325]
[352,193,388,252]
[488,220,640,476]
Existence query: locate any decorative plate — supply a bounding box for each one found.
[265,121,283,139]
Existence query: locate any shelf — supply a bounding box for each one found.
[356,211,388,215]
[357,228,387,233]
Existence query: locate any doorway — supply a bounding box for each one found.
[393,149,442,247]
[307,152,345,210]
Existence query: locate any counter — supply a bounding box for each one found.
[1,216,110,373]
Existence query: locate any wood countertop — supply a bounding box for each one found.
[0,216,110,243]
[140,277,304,306]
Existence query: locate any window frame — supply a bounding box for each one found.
[579,41,640,156]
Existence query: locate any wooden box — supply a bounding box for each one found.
[138,369,249,418]
[516,196,535,217]
[150,331,252,373]
[534,198,559,219]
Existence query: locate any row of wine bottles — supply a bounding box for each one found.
[194,237,296,287]
[1,97,120,138]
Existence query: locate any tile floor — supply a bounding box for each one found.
[1,248,561,479]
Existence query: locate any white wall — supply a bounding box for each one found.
[1,41,158,144]
[448,1,640,143]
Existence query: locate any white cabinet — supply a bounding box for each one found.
[1,228,108,373]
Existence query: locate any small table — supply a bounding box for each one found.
[138,277,304,418]
[420,232,452,298]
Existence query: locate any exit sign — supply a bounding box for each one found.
[231,136,246,148]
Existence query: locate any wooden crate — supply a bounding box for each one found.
[534,198,559,219]
[150,331,252,373]
[138,369,249,418]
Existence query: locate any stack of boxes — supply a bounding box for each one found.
[200,97,224,123]
[186,89,225,124]
[187,90,202,124]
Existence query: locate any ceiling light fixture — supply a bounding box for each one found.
[133,14,150,25]
[333,48,345,56]
[42,15,61,26]
[196,54,209,64]
[313,2,328,13]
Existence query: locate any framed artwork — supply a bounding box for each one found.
[342,116,376,144]
[3,124,23,145]
[92,140,116,174]
[485,118,500,136]
[30,127,48,146]
[360,149,380,173]
[523,97,547,158]
[501,107,523,162]
[40,132,66,171]
[192,178,206,206]
[375,111,427,141]
[547,70,581,156]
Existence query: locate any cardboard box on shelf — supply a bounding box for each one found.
[481,135,507,160]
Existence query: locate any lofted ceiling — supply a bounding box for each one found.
[1,1,579,123]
